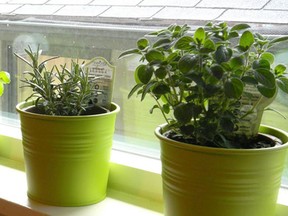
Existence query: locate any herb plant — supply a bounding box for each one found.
[15,46,102,116]
[119,22,288,148]
[0,71,10,96]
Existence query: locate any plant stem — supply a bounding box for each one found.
[151,93,170,124]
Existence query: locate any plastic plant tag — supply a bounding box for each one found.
[85,57,115,109]
[236,84,275,136]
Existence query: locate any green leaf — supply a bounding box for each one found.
[155,67,167,79]
[186,73,205,87]
[147,29,168,36]
[135,65,154,84]
[274,64,287,76]
[128,83,144,99]
[178,54,198,73]
[145,49,165,63]
[257,85,276,98]
[231,24,250,32]
[137,38,149,50]
[204,84,221,96]
[252,59,270,70]
[277,77,288,94]
[174,103,193,124]
[210,65,224,79]
[269,36,288,45]
[14,52,33,68]
[119,48,141,59]
[174,36,194,50]
[166,52,179,63]
[153,38,171,49]
[0,71,11,84]
[163,104,170,114]
[215,45,232,64]
[134,65,144,84]
[224,78,244,98]
[220,118,235,132]
[261,52,274,65]
[25,47,40,68]
[228,31,239,39]
[171,25,184,37]
[152,83,170,95]
[194,27,205,44]
[221,62,232,71]
[200,39,216,53]
[230,56,245,69]
[0,83,3,96]
[192,105,202,118]
[141,81,157,101]
[254,68,275,89]
[265,107,286,119]
[239,31,254,51]
[241,76,258,85]
[254,32,265,40]
[150,105,159,114]
[178,24,190,36]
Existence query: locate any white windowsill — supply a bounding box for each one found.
[0,123,163,215]
[0,165,162,216]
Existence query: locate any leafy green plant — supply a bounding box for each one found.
[0,71,10,96]
[15,46,104,116]
[119,22,288,148]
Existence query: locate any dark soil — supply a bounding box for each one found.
[81,106,109,115]
[163,130,282,149]
[25,106,109,116]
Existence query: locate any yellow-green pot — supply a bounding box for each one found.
[155,125,288,216]
[16,101,120,206]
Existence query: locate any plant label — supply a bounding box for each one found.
[85,57,115,109]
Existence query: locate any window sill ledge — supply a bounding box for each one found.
[1,162,288,216]
[0,124,163,215]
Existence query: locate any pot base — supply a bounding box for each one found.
[27,193,106,207]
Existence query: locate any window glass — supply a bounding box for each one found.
[0,20,288,186]
[0,22,162,157]
[262,47,288,187]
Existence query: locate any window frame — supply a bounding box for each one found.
[0,19,288,209]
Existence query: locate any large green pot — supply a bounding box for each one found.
[16,101,120,206]
[155,125,288,216]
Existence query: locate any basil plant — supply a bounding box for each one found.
[0,71,10,96]
[120,22,288,148]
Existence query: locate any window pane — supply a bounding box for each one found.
[262,44,288,187]
[0,20,288,185]
[0,21,162,157]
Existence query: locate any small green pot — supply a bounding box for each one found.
[16,101,120,206]
[155,125,288,216]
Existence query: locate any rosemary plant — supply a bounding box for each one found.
[15,46,102,116]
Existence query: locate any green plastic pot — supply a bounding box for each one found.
[155,125,288,216]
[16,101,120,206]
